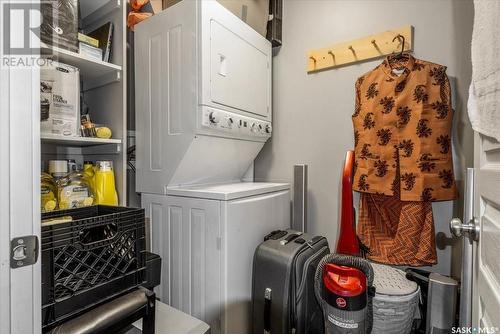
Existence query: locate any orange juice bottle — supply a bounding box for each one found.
[94,161,118,205]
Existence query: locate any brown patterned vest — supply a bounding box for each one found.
[352,55,458,201]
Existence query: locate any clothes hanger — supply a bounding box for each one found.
[387,34,410,66]
[392,34,406,58]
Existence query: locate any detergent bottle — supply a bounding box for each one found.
[94,161,118,205]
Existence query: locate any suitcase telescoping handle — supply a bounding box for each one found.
[279,233,302,245]
[264,288,272,334]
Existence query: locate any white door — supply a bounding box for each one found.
[471,133,500,330]
[0,1,41,333]
[208,19,270,118]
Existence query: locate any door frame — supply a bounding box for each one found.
[0,0,41,333]
[472,132,480,328]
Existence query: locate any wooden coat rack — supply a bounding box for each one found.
[307,25,414,73]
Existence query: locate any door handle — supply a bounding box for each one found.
[449,217,479,241]
[218,54,228,77]
[10,235,39,268]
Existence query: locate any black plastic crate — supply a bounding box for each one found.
[41,205,146,329]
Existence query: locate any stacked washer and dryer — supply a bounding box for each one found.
[134,1,290,333]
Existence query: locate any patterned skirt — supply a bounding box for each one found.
[357,189,437,266]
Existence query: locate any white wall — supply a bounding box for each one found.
[255,0,474,276]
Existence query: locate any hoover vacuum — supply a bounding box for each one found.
[314,254,374,334]
[316,152,421,334]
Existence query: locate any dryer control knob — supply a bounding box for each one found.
[265,124,272,134]
[209,112,219,124]
[250,123,257,132]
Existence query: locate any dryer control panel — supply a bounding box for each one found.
[200,107,272,139]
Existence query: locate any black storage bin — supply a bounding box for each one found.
[41,205,146,330]
[142,252,162,291]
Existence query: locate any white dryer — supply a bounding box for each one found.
[142,182,291,334]
[135,0,273,193]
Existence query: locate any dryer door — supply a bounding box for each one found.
[200,1,272,120]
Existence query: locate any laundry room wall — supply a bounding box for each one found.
[254,0,474,276]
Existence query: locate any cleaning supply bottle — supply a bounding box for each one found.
[82,161,95,193]
[48,160,68,180]
[41,172,58,212]
[94,160,118,205]
[57,171,94,209]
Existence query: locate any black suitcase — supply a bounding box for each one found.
[252,229,330,334]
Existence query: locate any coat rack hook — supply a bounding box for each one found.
[371,39,382,54]
[327,51,335,64]
[309,56,317,66]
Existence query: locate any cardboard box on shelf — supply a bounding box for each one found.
[162,0,270,37]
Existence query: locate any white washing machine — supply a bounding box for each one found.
[142,182,291,334]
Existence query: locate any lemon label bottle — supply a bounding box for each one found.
[57,172,94,209]
[41,172,57,212]
[94,161,118,205]
[83,161,95,193]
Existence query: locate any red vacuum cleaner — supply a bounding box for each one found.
[313,151,374,333]
[336,150,360,256]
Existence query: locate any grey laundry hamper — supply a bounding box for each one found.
[371,263,421,334]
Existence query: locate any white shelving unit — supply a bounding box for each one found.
[41,0,127,205]
[41,45,122,91]
[41,45,122,78]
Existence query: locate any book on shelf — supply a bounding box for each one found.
[79,42,103,62]
[78,33,99,48]
[87,22,114,63]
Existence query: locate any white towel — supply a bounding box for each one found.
[468,0,500,141]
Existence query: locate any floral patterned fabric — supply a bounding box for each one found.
[352,55,458,202]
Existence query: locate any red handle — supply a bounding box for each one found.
[336,150,360,255]
[323,263,366,297]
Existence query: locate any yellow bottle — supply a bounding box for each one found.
[94,161,118,205]
[41,172,57,212]
[83,161,95,193]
